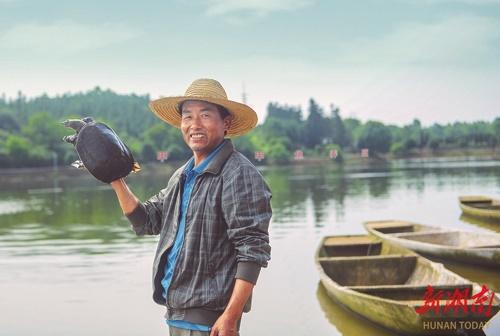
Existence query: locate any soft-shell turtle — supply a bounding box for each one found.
[62,117,140,183]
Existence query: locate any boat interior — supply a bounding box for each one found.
[318,235,471,301]
[461,197,500,210]
[366,221,500,248]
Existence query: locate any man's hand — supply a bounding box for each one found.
[210,312,239,336]
[210,278,253,336]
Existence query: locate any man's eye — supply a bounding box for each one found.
[182,115,192,120]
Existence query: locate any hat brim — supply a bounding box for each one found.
[149,96,258,137]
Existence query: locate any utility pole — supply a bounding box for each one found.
[242,82,247,105]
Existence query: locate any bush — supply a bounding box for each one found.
[390,142,408,157]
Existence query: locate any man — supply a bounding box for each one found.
[110,78,272,336]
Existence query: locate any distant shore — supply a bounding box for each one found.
[341,146,500,164]
[0,147,499,173]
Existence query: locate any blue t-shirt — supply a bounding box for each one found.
[162,140,226,331]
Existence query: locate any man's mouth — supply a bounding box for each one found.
[190,133,205,139]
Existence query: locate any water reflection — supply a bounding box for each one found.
[264,160,500,229]
[0,166,173,257]
[2,160,500,254]
[316,283,399,336]
[460,214,500,234]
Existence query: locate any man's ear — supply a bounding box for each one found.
[223,116,232,132]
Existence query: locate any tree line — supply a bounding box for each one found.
[0,87,499,168]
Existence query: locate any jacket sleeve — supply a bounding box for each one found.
[222,164,272,285]
[126,187,167,236]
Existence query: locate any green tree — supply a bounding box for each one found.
[358,121,392,154]
[21,112,67,151]
[141,143,157,162]
[343,118,362,150]
[328,104,347,147]
[233,134,255,160]
[0,113,20,132]
[249,128,291,164]
[390,141,408,157]
[263,103,304,148]
[144,123,170,149]
[265,138,290,164]
[5,134,31,163]
[493,117,500,147]
[304,99,331,148]
[142,123,190,162]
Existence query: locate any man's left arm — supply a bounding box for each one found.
[222,163,272,283]
[215,164,272,335]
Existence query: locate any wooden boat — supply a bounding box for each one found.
[316,234,499,335]
[459,196,500,221]
[364,220,500,267]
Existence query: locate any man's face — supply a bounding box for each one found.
[180,100,230,160]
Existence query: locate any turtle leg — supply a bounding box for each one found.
[71,160,85,169]
[62,134,77,145]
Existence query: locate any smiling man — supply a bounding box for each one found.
[110,78,272,336]
[179,99,231,165]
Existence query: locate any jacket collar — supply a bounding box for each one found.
[203,139,234,175]
[179,139,235,177]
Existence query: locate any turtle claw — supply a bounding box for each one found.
[62,134,77,145]
[71,160,85,169]
[132,162,141,173]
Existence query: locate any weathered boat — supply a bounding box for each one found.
[459,196,500,221]
[316,234,499,335]
[364,220,500,267]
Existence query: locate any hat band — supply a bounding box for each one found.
[185,87,228,100]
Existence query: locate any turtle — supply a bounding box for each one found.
[62,117,141,183]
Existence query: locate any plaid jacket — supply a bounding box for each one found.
[126,140,272,326]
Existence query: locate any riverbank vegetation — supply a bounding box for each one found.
[0,88,499,168]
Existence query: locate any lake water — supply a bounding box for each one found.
[1,159,499,336]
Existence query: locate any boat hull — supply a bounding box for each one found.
[459,196,500,221]
[365,220,500,267]
[316,235,499,335]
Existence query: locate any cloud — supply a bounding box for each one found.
[0,21,141,55]
[335,15,500,66]
[204,0,315,16]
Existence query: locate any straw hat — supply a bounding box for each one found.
[149,78,258,137]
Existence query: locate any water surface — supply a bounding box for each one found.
[1,159,499,335]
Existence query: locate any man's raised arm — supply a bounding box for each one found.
[111,178,140,215]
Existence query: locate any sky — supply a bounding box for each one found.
[1,0,499,125]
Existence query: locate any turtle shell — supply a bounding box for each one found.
[75,122,138,183]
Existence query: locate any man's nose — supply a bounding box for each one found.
[191,114,203,126]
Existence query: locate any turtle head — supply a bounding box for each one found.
[61,119,86,132]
